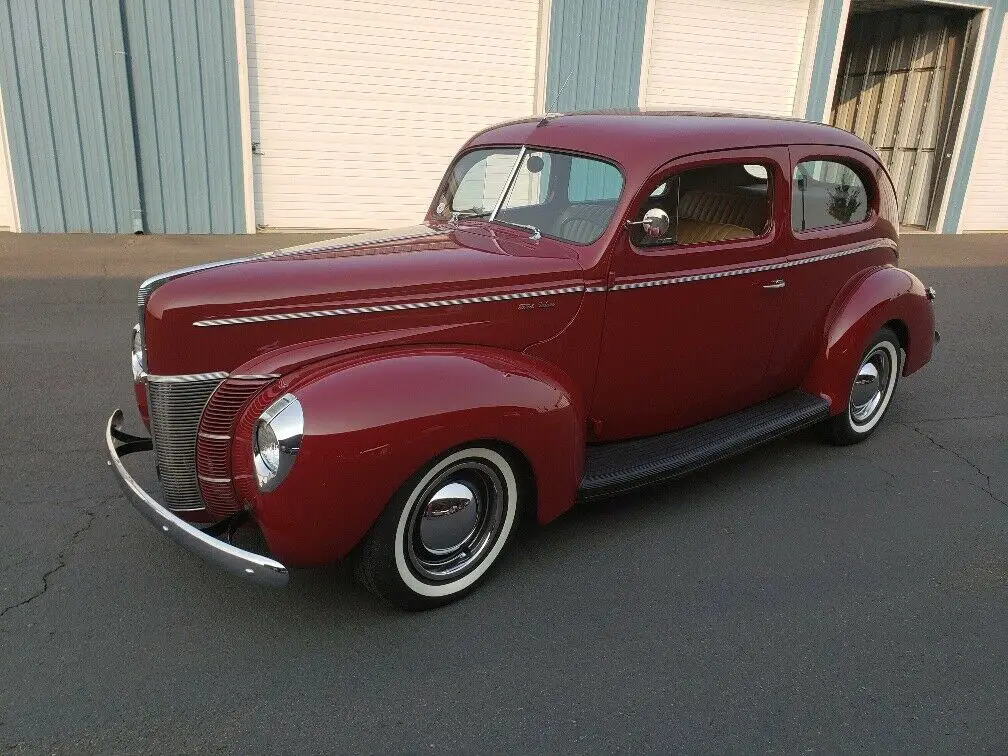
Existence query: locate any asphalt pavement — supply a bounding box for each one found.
[1,231,1005,754]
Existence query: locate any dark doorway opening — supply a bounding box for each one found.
[831,1,980,229]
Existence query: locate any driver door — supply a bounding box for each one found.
[590,148,791,440]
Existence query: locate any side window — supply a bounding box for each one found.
[792,159,869,231]
[632,162,772,248]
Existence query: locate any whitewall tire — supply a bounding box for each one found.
[826,326,902,445]
[353,445,521,610]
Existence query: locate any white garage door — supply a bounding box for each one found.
[245,0,541,230]
[641,0,811,116]
[961,22,1008,232]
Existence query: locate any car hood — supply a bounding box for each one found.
[142,224,587,375]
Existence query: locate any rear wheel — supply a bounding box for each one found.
[825,326,901,445]
[353,445,520,610]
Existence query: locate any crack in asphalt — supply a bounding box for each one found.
[910,412,1004,423]
[0,508,97,620]
[903,423,1007,509]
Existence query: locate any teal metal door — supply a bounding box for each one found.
[0,0,141,232]
[0,0,245,233]
[123,1,245,233]
[544,0,649,112]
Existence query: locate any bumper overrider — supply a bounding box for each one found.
[105,409,289,587]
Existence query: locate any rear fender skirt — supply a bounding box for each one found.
[802,266,935,414]
[233,346,584,566]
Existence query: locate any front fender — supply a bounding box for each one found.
[233,346,584,566]
[802,265,935,414]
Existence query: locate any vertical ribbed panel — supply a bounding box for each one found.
[0,0,140,232]
[831,8,971,227]
[544,0,648,112]
[147,377,221,511]
[0,0,243,233]
[123,0,244,233]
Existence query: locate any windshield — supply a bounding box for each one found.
[433,147,624,244]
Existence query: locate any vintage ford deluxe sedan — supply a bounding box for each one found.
[106,112,937,609]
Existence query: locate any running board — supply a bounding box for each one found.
[579,391,830,501]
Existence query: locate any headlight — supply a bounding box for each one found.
[255,422,280,473]
[252,394,303,492]
[130,324,144,381]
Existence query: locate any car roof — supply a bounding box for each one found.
[465,109,876,173]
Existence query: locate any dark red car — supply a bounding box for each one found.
[106,111,937,609]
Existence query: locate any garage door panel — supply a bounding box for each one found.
[962,22,1008,231]
[247,0,539,229]
[642,0,811,116]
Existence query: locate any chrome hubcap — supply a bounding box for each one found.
[406,460,506,582]
[419,482,479,555]
[850,346,893,424]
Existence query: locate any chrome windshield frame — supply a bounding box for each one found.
[489,145,527,222]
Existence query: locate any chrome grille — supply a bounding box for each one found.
[147,376,223,511]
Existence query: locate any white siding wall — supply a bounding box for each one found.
[641,0,812,116]
[0,90,14,230]
[962,22,1008,232]
[245,0,541,230]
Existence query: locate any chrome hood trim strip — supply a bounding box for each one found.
[138,225,442,306]
[137,226,444,355]
[192,286,588,327]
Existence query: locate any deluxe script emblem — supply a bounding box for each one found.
[518,300,556,311]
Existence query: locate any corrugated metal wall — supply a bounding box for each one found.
[831,8,973,228]
[545,0,648,111]
[0,0,244,233]
[0,0,141,232]
[123,0,245,233]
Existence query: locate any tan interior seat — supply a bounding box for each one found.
[676,219,754,245]
[674,190,766,244]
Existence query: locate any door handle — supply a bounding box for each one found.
[762,279,786,290]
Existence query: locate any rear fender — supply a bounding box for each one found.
[233,346,584,566]
[802,265,935,414]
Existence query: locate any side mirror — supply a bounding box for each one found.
[626,207,671,239]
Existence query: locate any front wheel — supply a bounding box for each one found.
[825,326,902,445]
[353,445,521,610]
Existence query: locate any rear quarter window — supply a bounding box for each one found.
[792,159,870,231]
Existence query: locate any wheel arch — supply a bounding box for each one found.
[884,317,909,352]
[238,344,584,566]
[802,266,935,414]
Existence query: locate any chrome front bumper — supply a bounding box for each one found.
[105,409,289,588]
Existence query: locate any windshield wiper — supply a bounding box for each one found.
[449,208,489,223]
[498,220,541,240]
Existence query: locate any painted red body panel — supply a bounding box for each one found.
[144,226,583,377]
[229,347,582,565]
[801,266,934,411]
[130,112,935,564]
